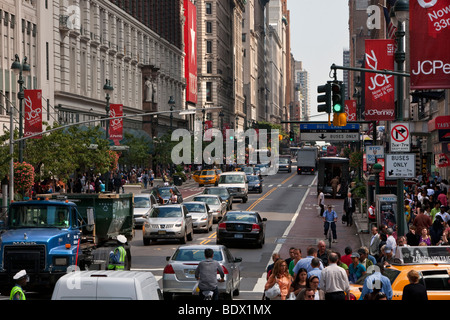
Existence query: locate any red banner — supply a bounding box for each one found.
[184,0,198,104]
[410,0,450,89]
[24,89,42,139]
[109,104,123,141]
[364,39,396,121]
[345,100,357,122]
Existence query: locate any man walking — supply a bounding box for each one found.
[343,192,356,226]
[195,248,225,300]
[320,252,350,300]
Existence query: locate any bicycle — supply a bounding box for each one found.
[326,221,333,248]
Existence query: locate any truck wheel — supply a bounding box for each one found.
[243,196,248,203]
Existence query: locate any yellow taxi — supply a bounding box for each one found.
[192,171,201,183]
[197,169,220,187]
[349,246,450,300]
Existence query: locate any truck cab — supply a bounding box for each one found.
[0,200,86,291]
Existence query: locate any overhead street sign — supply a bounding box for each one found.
[301,132,359,142]
[390,122,410,152]
[385,153,415,179]
[300,123,360,131]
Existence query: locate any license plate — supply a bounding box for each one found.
[185,270,196,277]
[158,230,166,235]
[234,234,243,239]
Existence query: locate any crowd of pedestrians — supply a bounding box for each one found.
[263,241,428,301]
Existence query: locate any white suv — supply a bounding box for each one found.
[143,204,193,245]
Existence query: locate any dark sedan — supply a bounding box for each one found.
[217,211,267,248]
[247,175,263,193]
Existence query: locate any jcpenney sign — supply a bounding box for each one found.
[364,40,396,121]
[410,0,450,89]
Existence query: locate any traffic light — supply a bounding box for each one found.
[289,131,294,142]
[317,82,331,114]
[331,81,347,127]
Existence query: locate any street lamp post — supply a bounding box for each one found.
[103,79,113,192]
[10,54,31,163]
[103,79,114,140]
[168,96,175,131]
[392,0,409,237]
[373,162,383,196]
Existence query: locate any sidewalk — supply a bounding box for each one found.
[353,206,371,248]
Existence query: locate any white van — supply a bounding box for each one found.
[218,171,248,203]
[51,270,163,300]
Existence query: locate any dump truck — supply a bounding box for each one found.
[0,193,134,292]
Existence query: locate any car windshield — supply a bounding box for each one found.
[205,188,227,195]
[247,175,259,182]
[279,158,290,164]
[9,205,72,228]
[256,164,269,168]
[223,213,257,223]
[184,203,206,213]
[134,196,151,208]
[354,268,401,286]
[193,197,220,205]
[201,170,216,176]
[172,248,223,261]
[219,175,245,184]
[243,167,253,174]
[158,188,173,197]
[149,207,182,218]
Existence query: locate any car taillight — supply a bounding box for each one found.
[218,223,226,230]
[252,224,260,231]
[163,264,175,274]
[219,265,229,274]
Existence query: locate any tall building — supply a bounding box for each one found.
[195,0,246,130]
[242,0,269,128]
[294,60,310,121]
[266,0,287,124]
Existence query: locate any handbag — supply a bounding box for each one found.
[264,281,281,299]
[342,213,347,224]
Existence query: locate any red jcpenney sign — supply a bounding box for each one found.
[410,0,450,89]
[364,39,396,121]
[184,0,198,104]
[24,89,42,139]
[109,104,123,141]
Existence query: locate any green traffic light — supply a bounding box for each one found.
[333,103,343,113]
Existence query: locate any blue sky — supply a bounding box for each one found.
[287,0,350,121]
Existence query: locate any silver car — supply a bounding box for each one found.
[133,194,157,229]
[192,195,227,223]
[183,202,213,233]
[162,245,242,300]
[142,204,193,245]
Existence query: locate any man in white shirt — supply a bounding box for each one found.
[320,252,350,300]
[386,228,397,256]
[318,189,325,217]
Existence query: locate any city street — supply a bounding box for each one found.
[125,165,362,300]
[0,163,365,300]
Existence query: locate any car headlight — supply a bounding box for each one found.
[175,220,183,227]
[200,215,208,221]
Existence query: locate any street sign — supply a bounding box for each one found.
[300,132,359,142]
[390,122,410,152]
[300,123,360,131]
[366,146,384,164]
[300,123,359,141]
[385,153,415,179]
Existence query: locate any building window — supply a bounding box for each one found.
[206,82,212,102]
[207,61,212,74]
[206,3,212,14]
[206,40,212,53]
[206,21,212,33]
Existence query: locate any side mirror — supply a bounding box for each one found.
[262,218,267,222]
[166,256,171,261]
[234,257,242,263]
